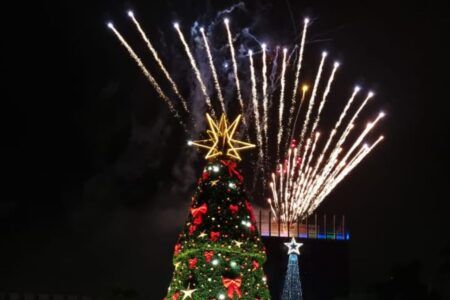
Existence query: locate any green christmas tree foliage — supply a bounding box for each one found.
[165,159,271,300]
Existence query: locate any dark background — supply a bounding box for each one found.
[1,0,449,299]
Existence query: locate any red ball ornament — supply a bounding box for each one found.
[202,171,209,181]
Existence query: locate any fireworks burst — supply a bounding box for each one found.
[107,11,385,222]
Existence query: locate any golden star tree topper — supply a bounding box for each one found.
[188,114,255,161]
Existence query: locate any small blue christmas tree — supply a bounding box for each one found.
[281,238,304,300]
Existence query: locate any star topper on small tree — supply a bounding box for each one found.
[188,114,255,160]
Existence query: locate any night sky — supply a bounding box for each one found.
[2,0,449,299]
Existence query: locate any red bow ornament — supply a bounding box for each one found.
[210,231,221,242]
[191,203,208,225]
[220,160,243,183]
[188,224,197,235]
[174,244,182,255]
[222,276,242,298]
[204,250,214,262]
[188,257,198,269]
[229,204,239,214]
[172,292,180,300]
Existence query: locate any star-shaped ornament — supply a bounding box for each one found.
[198,231,207,239]
[284,237,303,255]
[210,179,219,186]
[181,284,197,300]
[188,114,255,161]
[174,261,182,269]
[233,240,243,248]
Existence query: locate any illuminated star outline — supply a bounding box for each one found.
[189,114,255,161]
[284,237,303,255]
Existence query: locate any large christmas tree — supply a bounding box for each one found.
[165,114,271,300]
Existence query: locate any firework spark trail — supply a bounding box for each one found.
[199,27,226,114]
[261,43,269,164]
[298,52,328,151]
[128,12,189,113]
[248,50,264,167]
[277,48,289,160]
[336,91,375,150]
[224,18,245,122]
[318,86,361,158]
[107,23,184,127]
[311,87,361,181]
[174,22,215,117]
[309,146,368,213]
[290,85,309,143]
[317,90,374,186]
[314,135,383,211]
[310,61,340,135]
[286,18,309,138]
[311,112,384,206]
[341,112,385,163]
[298,132,320,201]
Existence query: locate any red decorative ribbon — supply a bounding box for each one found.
[220,160,243,182]
[222,277,242,298]
[252,260,259,271]
[245,200,257,223]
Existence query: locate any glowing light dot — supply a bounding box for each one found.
[230,261,237,267]
[107,22,114,29]
[283,48,288,53]
[187,140,193,146]
[199,27,204,32]
[212,165,220,172]
[368,91,375,97]
[355,85,361,92]
[127,10,134,17]
[212,259,219,266]
[302,85,309,91]
[248,49,253,55]
[379,111,386,117]
[304,17,310,24]
[261,43,266,50]
[219,294,226,300]
[334,61,340,67]
[224,18,229,24]
[322,51,328,57]
[173,22,179,29]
